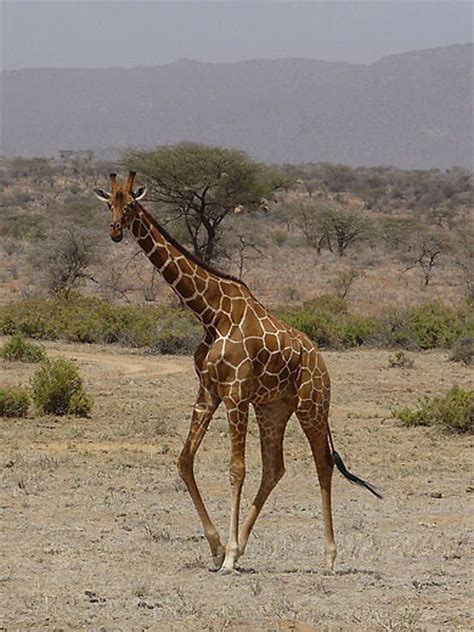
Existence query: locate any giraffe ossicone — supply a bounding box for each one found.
[94,171,381,574]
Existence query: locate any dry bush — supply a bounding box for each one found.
[0,386,30,418]
[388,351,415,369]
[449,337,474,366]
[36,228,98,296]
[328,267,364,299]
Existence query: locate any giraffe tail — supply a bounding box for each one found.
[328,428,382,499]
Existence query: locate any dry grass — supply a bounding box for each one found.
[0,338,472,630]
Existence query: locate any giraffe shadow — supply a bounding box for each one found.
[208,565,258,575]
[240,566,382,578]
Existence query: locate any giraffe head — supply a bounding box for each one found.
[94,171,147,242]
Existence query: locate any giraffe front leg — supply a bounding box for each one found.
[219,400,249,574]
[177,388,225,567]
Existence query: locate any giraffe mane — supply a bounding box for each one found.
[136,202,249,289]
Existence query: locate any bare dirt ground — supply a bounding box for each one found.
[1,340,472,631]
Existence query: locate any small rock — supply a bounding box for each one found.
[138,600,159,609]
[85,590,106,604]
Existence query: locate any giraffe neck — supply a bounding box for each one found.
[130,204,227,325]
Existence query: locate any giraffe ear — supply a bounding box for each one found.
[94,188,111,202]
[134,186,147,201]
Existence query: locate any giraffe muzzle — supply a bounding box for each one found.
[110,223,123,242]
[110,232,123,243]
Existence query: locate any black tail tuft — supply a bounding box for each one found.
[333,451,382,499]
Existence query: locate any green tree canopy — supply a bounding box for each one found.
[123,143,283,263]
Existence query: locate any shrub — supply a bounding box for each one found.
[151,313,202,355]
[280,294,380,349]
[272,231,288,246]
[0,386,30,418]
[0,293,198,350]
[393,386,473,434]
[385,301,473,350]
[449,337,474,366]
[0,335,46,363]
[388,351,414,369]
[1,293,472,354]
[30,358,93,417]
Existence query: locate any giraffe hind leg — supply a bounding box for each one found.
[296,406,337,572]
[238,400,294,560]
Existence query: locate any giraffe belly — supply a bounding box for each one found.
[251,381,295,405]
[250,357,300,404]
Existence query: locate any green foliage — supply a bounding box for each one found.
[0,293,201,352]
[5,156,56,180]
[393,386,473,434]
[283,163,472,211]
[378,216,423,252]
[151,313,202,355]
[123,142,283,263]
[385,301,473,350]
[0,386,30,418]
[449,337,474,366]
[272,231,288,247]
[300,205,369,256]
[1,294,471,354]
[388,351,414,369]
[30,358,93,417]
[280,294,380,349]
[2,214,47,240]
[281,296,472,351]
[0,335,46,363]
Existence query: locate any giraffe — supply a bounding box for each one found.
[95,171,381,574]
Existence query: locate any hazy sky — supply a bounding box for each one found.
[2,1,472,70]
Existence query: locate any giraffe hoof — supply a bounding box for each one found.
[212,551,225,569]
[217,566,237,576]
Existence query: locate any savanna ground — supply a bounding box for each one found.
[1,339,472,631]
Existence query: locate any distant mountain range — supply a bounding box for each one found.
[1,44,472,168]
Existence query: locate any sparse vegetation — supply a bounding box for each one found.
[449,337,474,366]
[1,294,471,353]
[0,293,197,349]
[37,228,98,296]
[384,301,473,350]
[151,313,202,355]
[0,386,30,418]
[0,335,46,363]
[393,385,473,434]
[299,204,369,256]
[281,296,473,350]
[388,350,415,369]
[30,358,93,417]
[280,294,381,349]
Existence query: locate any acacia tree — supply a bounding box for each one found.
[451,229,474,299]
[123,143,282,263]
[402,232,448,288]
[300,205,369,256]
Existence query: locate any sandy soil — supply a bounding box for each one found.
[0,340,472,631]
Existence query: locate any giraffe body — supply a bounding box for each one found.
[95,172,379,574]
